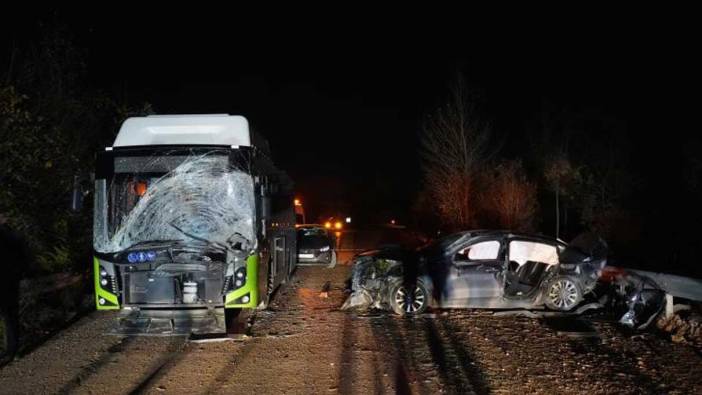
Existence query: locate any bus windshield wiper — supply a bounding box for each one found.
[168,222,228,253]
[125,239,184,250]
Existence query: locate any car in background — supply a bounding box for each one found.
[296,225,337,265]
[345,230,608,315]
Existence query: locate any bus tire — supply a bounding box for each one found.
[328,251,337,268]
[225,308,251,335]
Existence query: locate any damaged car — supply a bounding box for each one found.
[343,230,608,315]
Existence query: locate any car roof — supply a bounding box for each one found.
[297,226,329,234]
[296,224,324,228]
[462,229,566,246]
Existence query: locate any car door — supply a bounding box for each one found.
[446,238,505,306]
[503,238,559,298]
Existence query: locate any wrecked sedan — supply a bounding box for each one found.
[344,230,607,315]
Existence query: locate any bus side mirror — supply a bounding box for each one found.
[70,174,91,212]
[71,175,83,212]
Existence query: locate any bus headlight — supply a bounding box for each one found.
[234,267,247,288]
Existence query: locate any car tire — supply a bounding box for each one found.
[544,275,583,311]
[388,280,428,315]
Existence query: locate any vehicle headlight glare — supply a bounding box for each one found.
[320,245,330,252]
[236,271,245,279]
[100,278,108,286]
[127,252,138,263]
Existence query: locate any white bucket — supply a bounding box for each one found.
[183,281,198,304]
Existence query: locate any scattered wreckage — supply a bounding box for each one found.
[342,230,702,330]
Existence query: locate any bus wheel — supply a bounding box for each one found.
[328,251,337,268]
[266,259,276,298]
[225,308,251,336]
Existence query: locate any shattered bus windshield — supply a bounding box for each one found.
[93,151,256,254]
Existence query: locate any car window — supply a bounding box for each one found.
[454,240,501,262]
[299,228,327,237]
[508,240,558,266]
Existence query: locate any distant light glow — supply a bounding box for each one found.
[345,217,351,223]
[324,221,332,229]
[334,221,342,230]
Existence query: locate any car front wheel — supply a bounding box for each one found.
[388,280,428,315]
[544,276,582,311]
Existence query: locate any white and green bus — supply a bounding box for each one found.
[93,115,296,334]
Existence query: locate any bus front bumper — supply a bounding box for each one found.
[109,307,227,335]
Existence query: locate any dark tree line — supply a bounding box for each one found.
[0,20,151,274]
[418,76,702,278]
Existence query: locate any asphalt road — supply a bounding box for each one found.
[1,230,702,394]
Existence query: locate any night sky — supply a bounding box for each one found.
[4,8,697,226]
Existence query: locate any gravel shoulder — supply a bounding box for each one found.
[2,264,702,394]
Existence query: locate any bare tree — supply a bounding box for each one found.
[480,160,538,231]
[544,154,580,239]
[420,76,493,230]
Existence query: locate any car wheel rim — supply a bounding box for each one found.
[395,286,425,313]
[548,279,578,309]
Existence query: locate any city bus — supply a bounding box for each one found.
[92,114,296,334]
